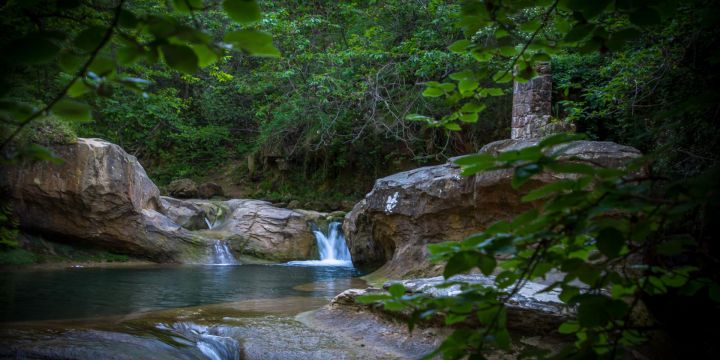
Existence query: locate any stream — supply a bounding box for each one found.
[0,223,399,360]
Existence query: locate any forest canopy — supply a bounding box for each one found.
[1,0,719,359]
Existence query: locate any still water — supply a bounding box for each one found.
[0,264,361,323]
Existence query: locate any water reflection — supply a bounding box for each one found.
[0,264,361,323]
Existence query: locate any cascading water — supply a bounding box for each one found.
[287,221,353,267]
[206,240,238,265]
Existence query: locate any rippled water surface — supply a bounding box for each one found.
[0,264,361,323]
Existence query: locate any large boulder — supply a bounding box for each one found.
[160,197,326,262]
[197,182,224,199]
[214,200,322,262]
[167,178,198,198]
[344,139,642,279]
[0,138,204,261]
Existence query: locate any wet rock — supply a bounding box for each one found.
[386,274,572,332]
[287,200,301,209]
[197,182,224,199]
[0,329,209,360]
[167,178,198,198]
[344,139,642,279]
[160,196,208,230]
[214,200,321,262]
[329,274,571,334]
[0,138,203,262]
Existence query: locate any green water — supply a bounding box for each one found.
[0,264,361,323]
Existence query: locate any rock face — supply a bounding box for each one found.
[167,178,198,198]
[0,138,204,261]
[197,182,223,199]
[217,200,321,262]
[160,197,326,262]
[332,274,572,333]
[344,139,642,279]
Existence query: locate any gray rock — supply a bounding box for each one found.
[344,139,642,279]
[167,178,198,198]
[197,182,224,199]
[0,138,203,261]
[333,274,571,333]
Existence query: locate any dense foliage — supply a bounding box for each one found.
[2,0,720,358]
[358,0,720,359]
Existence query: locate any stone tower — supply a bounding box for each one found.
[511,63,553,139]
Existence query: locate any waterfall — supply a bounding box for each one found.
[287,221,353,267]
[206,240,238,265]
[315,222,352,261]
[204,216,220,229]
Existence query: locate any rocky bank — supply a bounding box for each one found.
[344,138,642,279]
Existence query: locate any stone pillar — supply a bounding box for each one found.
[511,62,552,139]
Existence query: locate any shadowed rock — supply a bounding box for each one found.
[344,139,642,279]
[1,138,204,261]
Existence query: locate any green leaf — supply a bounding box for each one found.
[445,313,468,325]
[453,153,495,166]
[75,26,106,52]
[388,283,406,297]
[224,30,280,57]
[406,114,433,122]
[190,44,220,67]
[0,100,34,121]
[449,70,475,81]
[558,321,580,334]
[67,81,90,98]
[59,52,84,72]
[576,295,611,327]
[444,252,477,278]
[160,44,199,74]
[596,227,624,258]
[4,34,60,64]
[484,88,504,96]
[564,24,595,43]
[521,180,576,202]
[460,102,485,113]
[448,39,471,53]
[444,122,462,131]
[223,0,262,24]
[458,79,479,93]
[539,132,586,147]
[51,99,92,123]
[117,46,143,65]
[492,71,513,83]
[16,144,64,164]
[88,57,115,76]
[471,49,493,62]
[422,87,444,97]
[477,254,497,275]
[173,0,202,13]
[459,112,478,123]
[356,294,392,303]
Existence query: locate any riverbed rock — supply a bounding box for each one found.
[199,200,321,262]
[167,178,198,198]
[332,274,571,331]
[344,139,642,279]
[0,138,204,261]
[197,182,224,199]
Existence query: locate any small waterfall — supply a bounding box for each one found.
[157,322,240,360]
[204,216,220,230]
[315,222,352,261]
[287,221,353,267]
[206,240,238,265]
